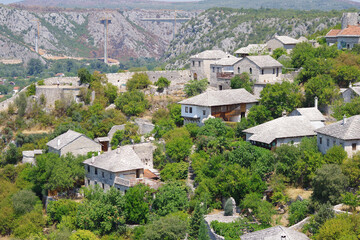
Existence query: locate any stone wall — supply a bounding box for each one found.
[36,85,83,108]
[0,85,29,112]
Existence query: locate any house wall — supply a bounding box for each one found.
[60,136,101,157]
[48,147,61,156]
[181,104,211,126]
[317,133,360,158]
[36,86,82,108]
[342,88,359,103]
[266,39,296,53]
[246,133,312,147]
[337,36,360,49]
[234,58,281,83]
[190,58,218,81]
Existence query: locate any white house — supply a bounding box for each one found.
[209,56,242,90]
[266,36,300,53]
[47,130,101,157]
[315,115,360,158]
[189,50,229,81]
[179,89,258,126]
[234,55,283,84]
[243,115,317,149]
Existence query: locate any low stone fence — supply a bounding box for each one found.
[0,86,29,112]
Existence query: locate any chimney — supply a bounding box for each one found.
[117,148,121,154]
[282,110,287,117]
[343,115,347,125]
[314,96,318,109]
[91,153,95,163]
[57,139,61,147]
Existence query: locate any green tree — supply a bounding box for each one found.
[316,214,360,240]
[155,76,171,92]
[341,191,360,212]
[271,47,287,59]
[69,230,98,240]
[324,145,347,165]
[230,73,253,93]
[259,81,302,118]
[152,181,189,216]
[126,73,151,91]
[4,143,22,165]
[164,128,193,162]
[47,199,79,223]
[312,164,349,205]
[168,103,184,127]
[288,200,309,225]
[198,219,210,240]
[304,75,339,107]
[26,83,36,97]
[13,209,45,239]
[224,198,234,216]
[184,79,208,97]
[104,83,118,104]
[306,203,335,234]
[241,193,275,225]
[124,184,152,224]
[332,65,360,87]
[12,189,39,216]
[332,97,360,120]
[188,202,204,240]
[78,68,93,84]
[15,92,27,118]
[142,215,187,240]
[114,90,149,116]
[342,153,360,188]
[27,58,44,76]
[160,162,188,181]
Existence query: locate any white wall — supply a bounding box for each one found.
[317,133,360,158]
[181,104,211,125]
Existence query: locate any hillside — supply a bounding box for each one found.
[164,8,345,68]
[14,0,360,11]
[0,5,197,63]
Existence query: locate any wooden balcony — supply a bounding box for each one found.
[217,72,234,79]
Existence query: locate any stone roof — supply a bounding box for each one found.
[351,86,360,96]
[243,116,316,144]
[245,55,283,68]
[212,55,241,66]
[292,107,326,121]
[274,35,300,45]
[190,50,228,60]
[315,115,360,140]
[47,130,86,150]
[235,44,267,54]
[240,225,309,240]
[83,145,144,172]
[179,89,258,107]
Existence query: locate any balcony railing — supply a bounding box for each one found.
[216,72,234,79]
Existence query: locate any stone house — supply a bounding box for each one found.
[22,149,43,165]
[189,50,229,81]
[240,225,309,240]
[325,25,360,49]
[179,89,258,126]
[243,116,317,149]
[341,82,360,103]
[266,36,300,53]
[289,97,326,129]
[209,56,242,90]
[315,115,360,158]
[83,144,158,193]
[47,130,101,157]
[234,55,283,84]
[234,44,267,58]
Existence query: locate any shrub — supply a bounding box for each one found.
[154,76,170,92]
[12,189,39,216]
[224,198,234,216]
[126,73,151,91]
[142,215,187,240]
[288,200,310,225]
[160,162,188,181]
[184,79,208,97]
[47,199,79,223]
[69,230,98,240]
[114,90,149,116]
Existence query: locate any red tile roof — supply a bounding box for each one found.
[326,29,341,37]
[13,86,19,90]
[327,25,360,37]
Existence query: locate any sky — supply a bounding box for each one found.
[0,0,21,3]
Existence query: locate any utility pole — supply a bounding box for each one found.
[173,10,177,40]
[32,19,40,53]
[100,18,112,64]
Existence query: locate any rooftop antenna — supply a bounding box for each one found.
[100,17,112,64]
[32,19,40,53]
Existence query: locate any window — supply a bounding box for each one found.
[189,107,192,113]
[198,61,201,67]
[327,139,329,147]
[249,68,252,74]
[212,67,215,73]
[110,173,113,180]
[136,169,141,178]
[95,168,98,175]
[87,165,90,173]
[261,69,264,75]
[238,67,240,74]
[333,140,336,146]
[219,85,222,90]
[87,179,90,186]
[192,61,195,67]
[102,171,104,178]
[203,110,206,115]
[319,137,322,144]
[185,107,188,113]
[217,67,220,73]
[276,68,279,77]
[94,181,97,185]
[353,143,357,151]
[273,68,275,74]
[102,183,104,189]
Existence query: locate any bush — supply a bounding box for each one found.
[241,193,274,225]
[154,76,170,92]
[142,215,187,240]
[288,200,309,225]
[224,198,234,216]
[12,189,39,216]
[69,230,98,240]
[184,79,208,97]
[163,128,193,162]
[230,73,253,93]
[126,73,151,91]
[114,90,149,116]
[47,199,79,223]
[160,162,188,181]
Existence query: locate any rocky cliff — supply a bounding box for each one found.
[164,8,344,68]
[0,5,198,63]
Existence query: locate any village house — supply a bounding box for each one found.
[266,35,300,53]
[289,97,326,129]
[179,88,258,126]
[83,144,159,193]
[325,25,360,49]
[234,55,283,84]
[22,149,43,165]
[341,82,360,103]
[315,115,360,158]
[234,44,267,58]
[47,130,101,157]
[189,50,229,81]
[13,86,19,95]
[243,115,317,149]
[240,225,309,240]
[209,55,242,90]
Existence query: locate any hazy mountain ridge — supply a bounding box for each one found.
[164,8,345,68]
